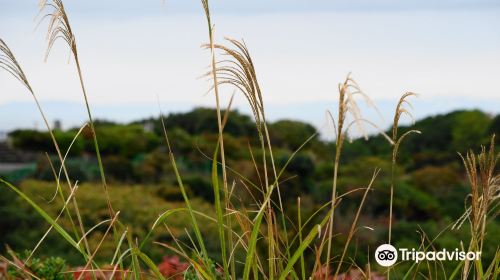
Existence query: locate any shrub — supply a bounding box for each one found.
[6,251,67,280]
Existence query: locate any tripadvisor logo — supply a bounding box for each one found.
[375,244,398,267]
[375,244,481,267]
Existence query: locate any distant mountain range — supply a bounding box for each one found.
[1,98,499,135]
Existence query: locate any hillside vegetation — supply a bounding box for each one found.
[1,108,499,276]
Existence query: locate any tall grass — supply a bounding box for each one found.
[200,1,231,278]
[321,74,393,278]
[454,135,499,279]
[208,37,287,279]
[387,93,420,279]
[0,39,94,271]
[0,0,498,279]
[39,0,114,218]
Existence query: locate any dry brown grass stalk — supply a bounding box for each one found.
[324,73,385,278]
[386,92,420,280]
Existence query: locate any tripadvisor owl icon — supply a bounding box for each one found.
[375,244,398,267]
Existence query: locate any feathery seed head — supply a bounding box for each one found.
[390,92,420,161]
[393,92,418,140]
[0,39,33,93]
[205,38,265,135]
[336,74,378,141]
[453,135,499,238]
[39,0,77,61]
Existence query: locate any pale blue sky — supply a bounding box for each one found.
[0,0,499,133]
[2,0,499,15]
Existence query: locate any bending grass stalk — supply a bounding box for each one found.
[0,179,98,265]
[0,38,96,269]
[40,2,123,274]
[110,230,128,266]
[140,208,189,249]
[39,0,114,218]
[49,124,94,269]
[0,39,92,260]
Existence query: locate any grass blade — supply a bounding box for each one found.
[278,208,333,280]
[212,142,229,278]
[137,250,166,280]
[243,211,264,280]
[0,178,84,256]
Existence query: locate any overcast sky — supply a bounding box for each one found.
[1,0,499,133]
